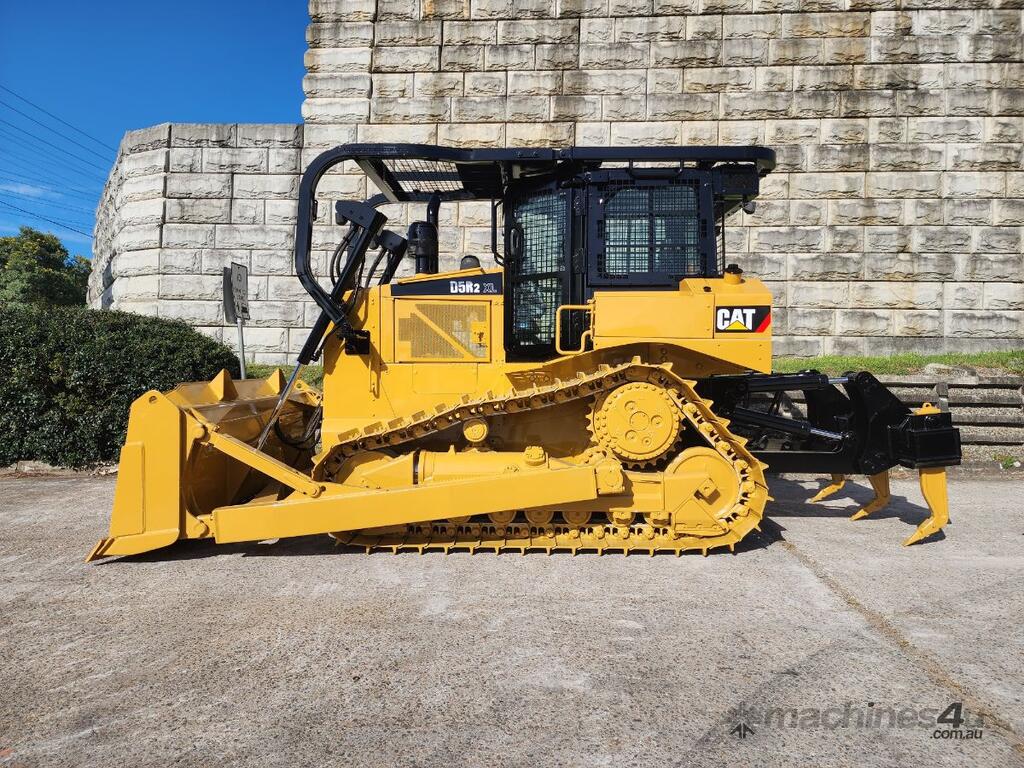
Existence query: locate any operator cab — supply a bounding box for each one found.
[293,144,775,365]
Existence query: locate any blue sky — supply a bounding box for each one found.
[0,1,308,253]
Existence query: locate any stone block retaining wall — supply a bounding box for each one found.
[89,0,1024,362]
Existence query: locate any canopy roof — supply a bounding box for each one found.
[341,143,777,204]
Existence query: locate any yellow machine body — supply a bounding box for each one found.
[89,143,954,561]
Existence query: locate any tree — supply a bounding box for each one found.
[0,227,90,306]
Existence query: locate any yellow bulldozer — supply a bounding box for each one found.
[88,144,961,561]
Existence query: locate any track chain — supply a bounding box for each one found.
[318,358,769,555]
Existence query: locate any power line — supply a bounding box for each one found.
[0,188,96,216]
[0,118,109,172]
[0,197,93,237]
[0,128,110,183]
[0,171,103,201]
[0,99,113,162]
[0,83,117,152]
[0,141,107,184]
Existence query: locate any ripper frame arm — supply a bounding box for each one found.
[702,371,962,476]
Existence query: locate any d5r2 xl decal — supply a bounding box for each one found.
[715,305,771,333]
[391,273,502,297]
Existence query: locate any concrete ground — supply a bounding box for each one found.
[0,473,1022,768]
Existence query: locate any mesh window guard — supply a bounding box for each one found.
[599,183,702,280]
[510,190,566,349]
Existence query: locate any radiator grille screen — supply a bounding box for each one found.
[396,302,488,360]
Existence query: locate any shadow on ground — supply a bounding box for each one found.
[99,475,947,565]
[767,475,947,543]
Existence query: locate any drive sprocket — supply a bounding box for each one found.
[588,381,683,467]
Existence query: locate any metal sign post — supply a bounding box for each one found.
[223,262,250,379]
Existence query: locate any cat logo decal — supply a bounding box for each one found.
[715,306,771,333]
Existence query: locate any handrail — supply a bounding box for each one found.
[555,303,594,356]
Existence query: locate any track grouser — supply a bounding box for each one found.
[89,144,962,561]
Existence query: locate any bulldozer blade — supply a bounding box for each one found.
[903,467,950,546]
[810,473,846,503]
[850,471,891,521]
[87,369,320,562]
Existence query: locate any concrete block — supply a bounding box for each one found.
[865,172,941,198]
[507,122,574,146]
[170,124,235,147]
[159,249,202,274]
[232,200,265,224]
[768,38,822,65]
[943,282,983,310]
[831,198,905,225]
[603,95,647,121]
[893,310,942,337]
[721,91,790,119]
[650,41,721,67]
[615,16,686,41]
[165,198,231,224]
[781,13,870,38]
[753,227,825,253]
[120,124,171,153]
[304,72,373,98]
[536,43,579,69]
[304,47,373,73]
[787,280,850,308]
[444,21,498,45]
[202,148,268,174]
[766,119,820,144]
[863,252,956,281]
[508,71,563,95]
[941,172,1006,199]
[307,22,375,47]
[441,45,485,71]
[169,148,202,173]
[684,67,754,92]
[984,283,1024,311]
[835,309,892,336]
[216,225,294,250]
[372,46,440,72]
[552,95,603,121]
[647,93,718,119]
[789,172,864,199]
[438,122,507,147]
[465,71,507,95]
[609,121,682,145]
[162,224,215,249]
[111,249,160,278]
[374,21,443,46]
[497,19,577,43]
[370,97,451,122]
[160,274,223,301]
[300,97,370,123]
[851,281,943,309]
[785,307,834,335]
[946,311,1023,339]
[565,69,647,95]
[233,174,300,200]
[942,199,991,226]
[484,44,535,70]
[558,0,610,15]
[580,43,650,69]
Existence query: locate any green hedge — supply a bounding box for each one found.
[0,304,240,468]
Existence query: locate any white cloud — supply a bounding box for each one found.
[0,182,53,198]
